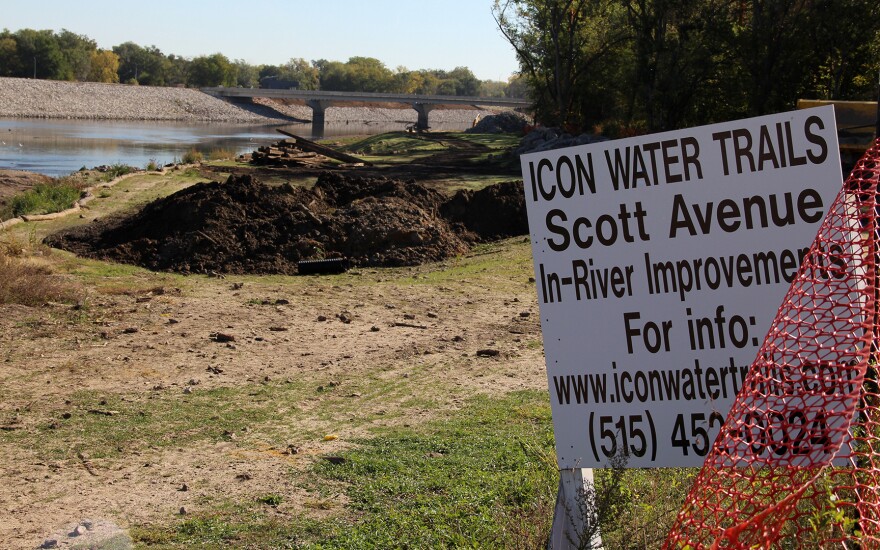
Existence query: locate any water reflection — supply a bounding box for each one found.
[0,118,470,177]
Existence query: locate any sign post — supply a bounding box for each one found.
[519,108,843,547]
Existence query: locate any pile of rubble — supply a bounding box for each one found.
[249,139,336,168]
[466,111,530,134]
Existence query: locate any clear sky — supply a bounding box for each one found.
[2,0,521,81]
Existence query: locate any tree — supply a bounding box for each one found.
[278,58,319,90]
[189,53,235,87]
[0,32,19,77]
[506,73,530,98]
[480,79,508,97]
[88,50,119,83]
[320,56,394,92]
[113,42,170,85]
[493,0,629,129]
[448,66,481,96]
[622,0,736,131]
[14,29,66,80]
[800,0,880,101]
[232,59,259,87]
[57,29,96,81]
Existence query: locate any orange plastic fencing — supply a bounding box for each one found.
[665,139,880,549]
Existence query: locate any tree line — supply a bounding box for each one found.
[494,0,880,133]
[0,28,526,98]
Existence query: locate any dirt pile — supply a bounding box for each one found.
[45,173,527,274]
[441,181,529,240]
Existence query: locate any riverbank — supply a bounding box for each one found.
[0,77,499,125]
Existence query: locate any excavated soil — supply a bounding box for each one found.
[44,173,527,274]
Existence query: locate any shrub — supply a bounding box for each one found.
[182,149,203,164]
[145,159,160,171]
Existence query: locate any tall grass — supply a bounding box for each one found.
[0,236,81,305]
[5,182,82,218]
[207,148,235,161]
[182,148,203,164]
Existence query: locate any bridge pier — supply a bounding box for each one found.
[307,99,334,136]
[412,103,435,130]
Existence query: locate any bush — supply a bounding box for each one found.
[182,149,203,164]
[145,159,160,171]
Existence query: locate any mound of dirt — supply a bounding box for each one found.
[45,173,527,275]
[441,181,529,241]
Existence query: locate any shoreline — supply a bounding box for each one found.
[0,77,498,125]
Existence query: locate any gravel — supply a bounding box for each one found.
[0,77,504,126]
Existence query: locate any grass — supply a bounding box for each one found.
[182,148,203,164]
[101,162,137,182]
[132,390,559,549]
[2,181,82,218]
[207,148,236,161]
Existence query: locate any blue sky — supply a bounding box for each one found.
[2,0,521,81]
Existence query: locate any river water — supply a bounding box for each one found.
[0,118,469,177]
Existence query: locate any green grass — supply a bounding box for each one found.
[132,390,558,549]
[4,182,82,218]
[101,162,138,182]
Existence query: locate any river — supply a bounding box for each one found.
[0,118,470,177]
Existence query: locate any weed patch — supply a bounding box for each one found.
[4,182,82,218]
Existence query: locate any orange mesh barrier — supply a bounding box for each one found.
[665,138,880,549]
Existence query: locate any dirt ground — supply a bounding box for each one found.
[0,146,546,548]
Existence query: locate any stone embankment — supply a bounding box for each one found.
[0,77,500,125]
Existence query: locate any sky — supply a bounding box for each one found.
[2,0,521,81]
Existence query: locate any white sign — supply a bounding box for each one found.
[522,107,843,467]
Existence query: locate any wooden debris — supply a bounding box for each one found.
[276,129,373,166]
[250,139,334,168]
[249,130,371,169]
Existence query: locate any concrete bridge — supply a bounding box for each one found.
[202,87,531,131]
